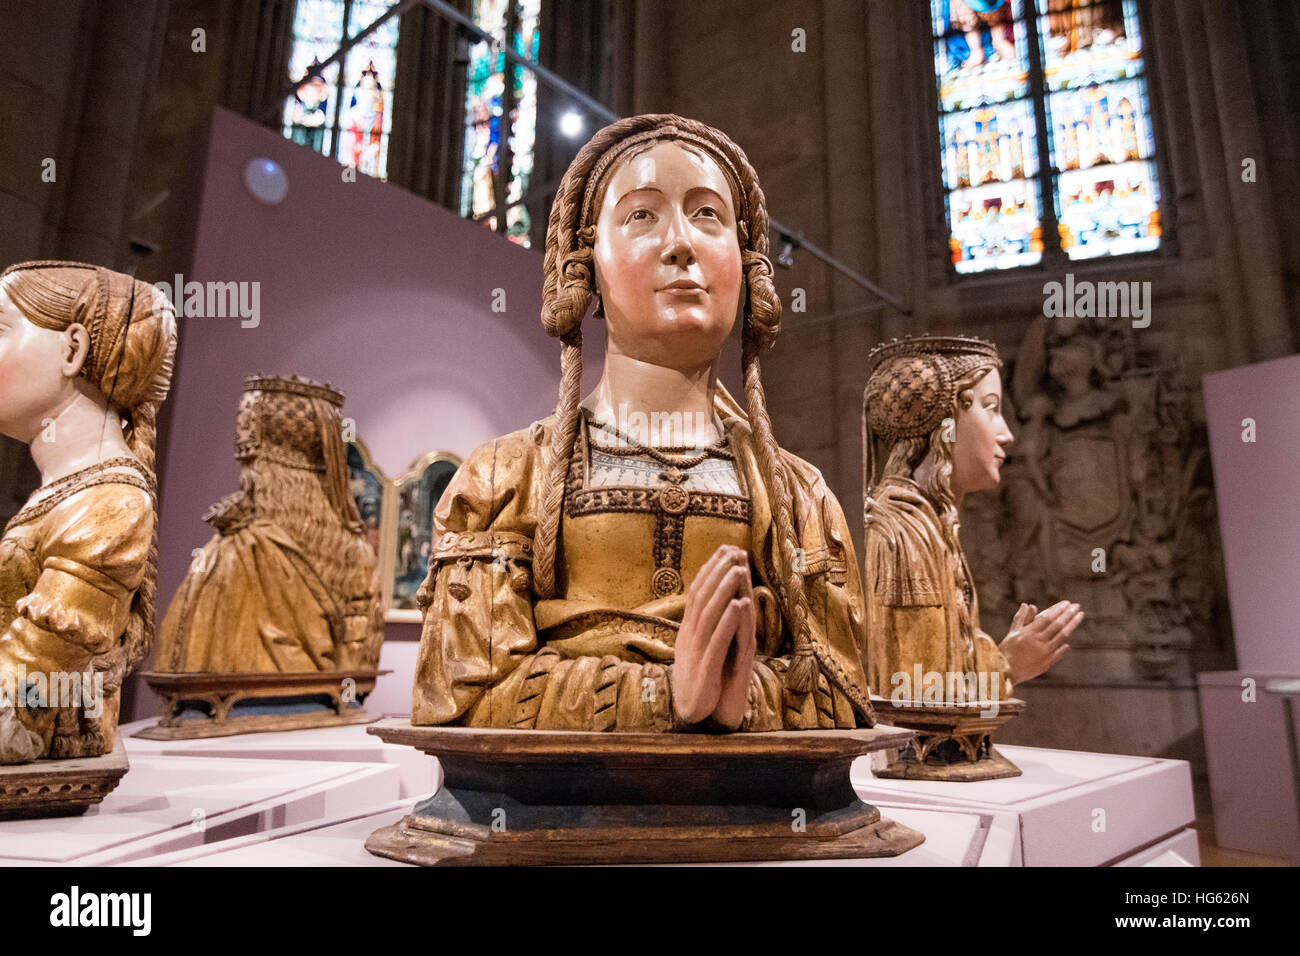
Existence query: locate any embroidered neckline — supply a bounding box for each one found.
[564,414,752,597]
[575,412,749,500]
[5,457,154,533]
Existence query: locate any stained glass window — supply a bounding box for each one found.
[460,0,542,247]
[283,0,401,180]
[931,0,1160,274]
[1039,0,1160,260]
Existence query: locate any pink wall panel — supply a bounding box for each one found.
[1203,353,1300,673]
[129,109,565,721]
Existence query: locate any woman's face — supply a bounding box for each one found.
[591,140,743,371]
[0,278,83,443]
[951,368,1013,497]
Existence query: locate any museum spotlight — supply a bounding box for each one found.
[244,157,289,204]
[560,110,584,138]
[776,233,797,269]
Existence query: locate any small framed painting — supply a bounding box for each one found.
[390,452,461,620]
[346,441,463,622]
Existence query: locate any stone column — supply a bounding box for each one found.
[48,0,169,268]
[0,0,94,265]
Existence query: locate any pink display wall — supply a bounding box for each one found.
[1200,354,1300,860]
[1203,353,1300,673]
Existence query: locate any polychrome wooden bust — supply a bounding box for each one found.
[412,114,874,732]
[155,374,384,676]
[862,335,1082,702]
[862,334,1082,776]
[0,261,175,764]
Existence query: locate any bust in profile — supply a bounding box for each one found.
[411,114,874,733]
[862,335,1083,712]
[0,261,175,763]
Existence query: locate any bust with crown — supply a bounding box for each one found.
[136,373,386,740]
[862,334,1084,780]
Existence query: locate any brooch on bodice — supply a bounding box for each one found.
[569,412,750,597]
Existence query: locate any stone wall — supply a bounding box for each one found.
[626,0,1299,779]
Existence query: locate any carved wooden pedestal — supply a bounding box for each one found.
[133,670,389,740]
[873,698,1026,781]
[0,733,129,820]
[364,720,926,865]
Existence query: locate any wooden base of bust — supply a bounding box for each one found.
[364,720,926,865]
[133,670,389,740]
[0,733,129,820]
[872,698,1026,781]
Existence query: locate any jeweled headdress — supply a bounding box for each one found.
[862,334,1002,497]
[235,373,359,531]
[236,374,345,468]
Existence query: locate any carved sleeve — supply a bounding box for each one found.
[742,655,858,731]
[410,520,541,724]
[742,454,873,729]
[2,486,152,677]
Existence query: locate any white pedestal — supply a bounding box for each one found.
[134,799,1022,867]
[1,724,1195,866]
[853,743,1197,866]
[0,753,401,866]
[122,717,440,798]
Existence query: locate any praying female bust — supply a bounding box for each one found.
[0,261,176,763]
[412,114,874,732]
[862,335,1083,711]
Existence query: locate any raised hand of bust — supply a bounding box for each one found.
[999,600,1082,684]
[672,544,756,729]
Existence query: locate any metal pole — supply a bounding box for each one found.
[422,0,617,122]
[774,229,910,315]
[1266,680,1300,861]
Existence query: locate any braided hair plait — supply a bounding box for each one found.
[739,261,821,694]
[722,134,822,695]
[119,399,161,679]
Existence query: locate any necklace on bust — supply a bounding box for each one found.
[581,407,741,510]
[582,408,735,470]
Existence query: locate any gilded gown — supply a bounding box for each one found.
[155,374,384,676]
[864,475,1013,704]
[412,385,875,731]
[0,460,154,758]
[155,488,383,674]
